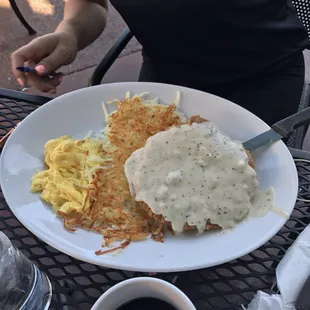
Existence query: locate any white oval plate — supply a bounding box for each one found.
[0,82,298,272]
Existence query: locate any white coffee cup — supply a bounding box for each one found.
[90,277,196,310]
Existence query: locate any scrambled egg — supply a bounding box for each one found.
[31,135,104,215]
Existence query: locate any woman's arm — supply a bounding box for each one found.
[56,0,109,50]
[11,0,109,91]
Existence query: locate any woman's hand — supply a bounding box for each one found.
[11,0,107,93]
[11,32,78,93]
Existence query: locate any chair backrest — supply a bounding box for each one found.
[292,0,310,45]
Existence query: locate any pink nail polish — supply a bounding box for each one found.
[35,65,45,75]
[17,78,24,87]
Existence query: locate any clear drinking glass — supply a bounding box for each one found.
[0,231,52,310]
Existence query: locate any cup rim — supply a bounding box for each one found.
[90,277,196,310]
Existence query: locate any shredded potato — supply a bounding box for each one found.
[52,96,185,248]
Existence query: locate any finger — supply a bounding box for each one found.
[27,72,63,93]
[23,60,62,92]
[35,44,70,76]
[11,51,27,87]
[11,35,58,84]
[11,41,43,85]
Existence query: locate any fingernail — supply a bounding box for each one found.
[17,78,24,87]
[49,88,56,94]
[35,65,46,75]
[58,75,64,83]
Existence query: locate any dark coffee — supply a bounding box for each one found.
[116,297,177,310]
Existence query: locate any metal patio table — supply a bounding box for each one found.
[0,96,309,310]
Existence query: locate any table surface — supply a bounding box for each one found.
[0,98,310,310]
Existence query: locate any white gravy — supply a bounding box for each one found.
[124,122,275,233]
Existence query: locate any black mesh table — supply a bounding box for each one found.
[0,98,310,310]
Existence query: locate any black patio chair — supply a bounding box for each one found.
[9,0,36,35]
[0,0,309,149]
